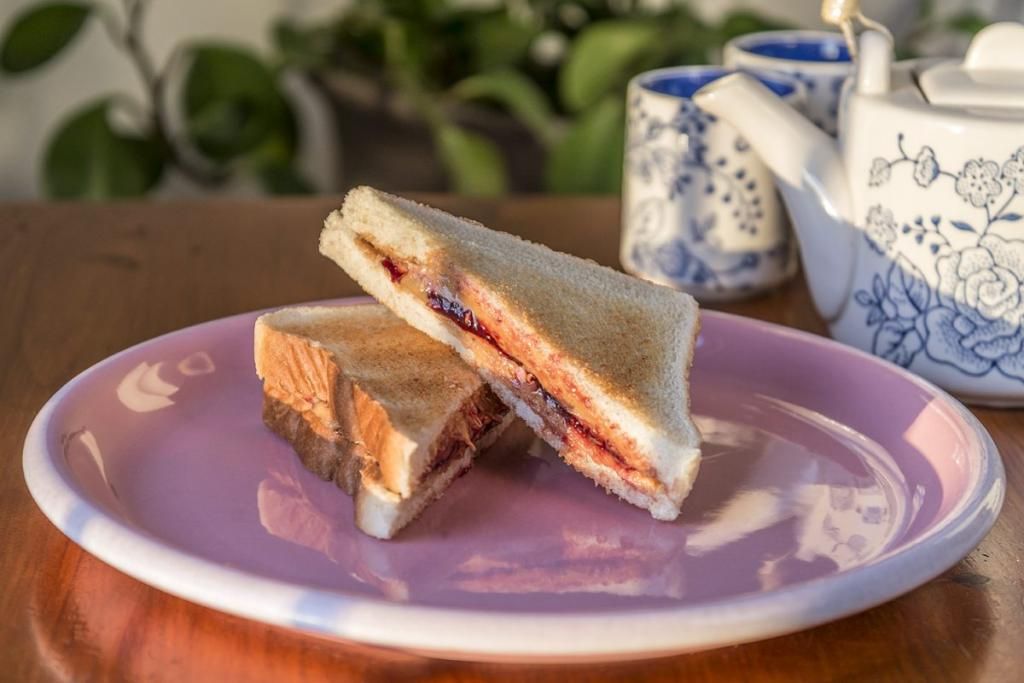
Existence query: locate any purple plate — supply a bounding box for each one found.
[23,299,1004,661]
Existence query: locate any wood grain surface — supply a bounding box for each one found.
[1,197,1021,682]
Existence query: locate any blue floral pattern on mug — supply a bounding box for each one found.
[855,133,1024,382]
[627,207,792,291]
[624,93,792,294]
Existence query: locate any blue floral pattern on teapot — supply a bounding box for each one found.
[693,23,1024,403]
[854,133,1024,382]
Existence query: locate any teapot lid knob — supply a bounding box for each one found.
[919,22,1024,109]
[964,22,1024,70]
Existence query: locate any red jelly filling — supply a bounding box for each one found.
[426,290,505,351]
[381,258,406,283]
[536,384,628,468]
[425,290,633,472]
[426,400,505,474]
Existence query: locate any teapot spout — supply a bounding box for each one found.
[694,73,856,320]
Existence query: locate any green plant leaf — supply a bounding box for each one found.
[246,109,299,168]
[43,98,165,199]
[379,0,450,23]
[545,96,624,194]
[452,69,556,145]
[186,98,256,152]
[471,13,537,71]
[1,2,90,73]
[435,124,506,196]
[183,43,295,163]
[382,17,429,87]
[257,161,314,195]
[559,19,661,113]
[271,18,331,69]
[717,10,790,42]
[946,12,988,36]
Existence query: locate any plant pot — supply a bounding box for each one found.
[311,69,547,193]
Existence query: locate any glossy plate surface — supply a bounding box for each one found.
[23,300,1004,661]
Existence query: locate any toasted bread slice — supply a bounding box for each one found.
[255,304,512,538]
[319,187,702,520]
[261,392,511,539]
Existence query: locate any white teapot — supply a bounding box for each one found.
[695,24,1024,405]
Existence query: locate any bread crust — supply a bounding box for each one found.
[319,188,703,520]
[262,391,362,495]
[262,391,513,539]
[255,303,491,497]
[255,304,512,538]
[326,188,701,437]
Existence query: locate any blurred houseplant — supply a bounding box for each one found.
[1,0,989,198]
[277,0,792,195]
[287,0,987,196]
[0,0,311,198]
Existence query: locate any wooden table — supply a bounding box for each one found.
[1,197,1021,682]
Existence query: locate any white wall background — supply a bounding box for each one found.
[0,0,1017,199]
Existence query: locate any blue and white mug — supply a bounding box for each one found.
[621,66,804,302]
[724,30,852,136]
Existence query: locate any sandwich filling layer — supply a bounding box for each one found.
[423,385,509,476]
[366,241,662,495]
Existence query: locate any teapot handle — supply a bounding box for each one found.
[821,0,893,58]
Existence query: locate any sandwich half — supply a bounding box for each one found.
[255,304,513,539]
[319,187,702,521]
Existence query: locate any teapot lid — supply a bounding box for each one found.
[918,23,1024,108]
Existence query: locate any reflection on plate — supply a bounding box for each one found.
[24,302,1004,661]
[257,425,689,603]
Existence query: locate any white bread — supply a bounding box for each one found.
[256,304,496,497]
[319,187,702,520]
[352,417,511,538]
[262,391,512,540]
[255,304,512,538]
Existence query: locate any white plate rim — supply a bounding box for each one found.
[22,304,1006,661]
